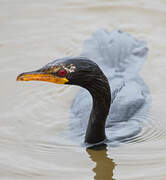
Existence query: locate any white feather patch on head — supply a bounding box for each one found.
[63,64,76,73]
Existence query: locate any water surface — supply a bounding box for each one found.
[1,0,166,179]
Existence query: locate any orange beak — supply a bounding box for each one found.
[16,71,69,84]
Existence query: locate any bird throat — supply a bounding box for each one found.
[84,75,111,144]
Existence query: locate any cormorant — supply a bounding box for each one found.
[17,29,150,145]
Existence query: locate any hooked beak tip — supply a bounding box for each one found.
[16,73,25,81]
[16,71,39,82]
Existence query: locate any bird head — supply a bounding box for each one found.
[17,56,111,145]
[17,57,104,88]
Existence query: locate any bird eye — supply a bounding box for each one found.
[58,69,67,77]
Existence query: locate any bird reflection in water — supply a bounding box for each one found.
[86,144,115,180]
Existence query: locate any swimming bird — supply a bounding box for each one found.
[17,29,151,145]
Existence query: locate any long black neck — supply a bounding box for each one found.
[84,74,111,144]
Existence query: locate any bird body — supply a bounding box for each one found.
[70,29,151,144]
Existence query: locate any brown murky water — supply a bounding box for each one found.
[1,0,166,179]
